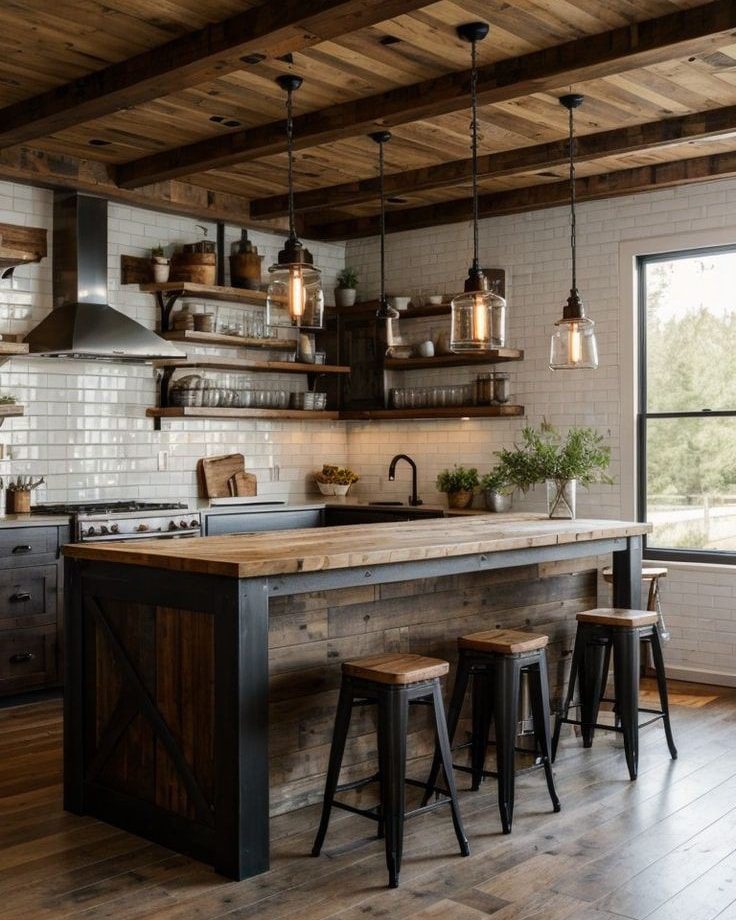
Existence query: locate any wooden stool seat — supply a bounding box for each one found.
[458,629,549,655]
[577,608,658,627]
[342,653,449,685]
[602,566,668,583]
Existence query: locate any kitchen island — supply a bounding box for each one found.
[63,513,648,880]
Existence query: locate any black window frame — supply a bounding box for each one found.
[637,244,736,566]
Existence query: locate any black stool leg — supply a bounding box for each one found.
[494,655,520,834]
[613,628,641,780]
[431,680,470,857]
[580,630,608,748]
[377,687,408,888]
[650,627,677,760]
[422,652,471,806]
[470,669,493,791]
[552,626,584,760]
[312,681,354,856]
[528,655,561,813]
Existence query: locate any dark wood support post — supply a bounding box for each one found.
[63,557,85,814]
[214,577,270,880]
[612,535,642,609]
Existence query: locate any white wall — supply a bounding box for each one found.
[2,175,735,683]
[345,178,736,684]
[0,183,348,503]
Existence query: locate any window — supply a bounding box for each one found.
[638,246,736,564]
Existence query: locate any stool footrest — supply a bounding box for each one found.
[335,771,380,794]
[556,713,665,734]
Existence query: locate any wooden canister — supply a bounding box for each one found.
[170,252,217,285]
[229,252,263,289]
[6,490,31,513]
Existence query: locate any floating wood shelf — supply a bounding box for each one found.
[0,340,29,357]
[153,357,350,375]
[0,404,24,425]
[148,407,339,423]
[161,330,295,352]
[384,348,523,369]
[0,224,47,276]
[141,281,275,306]
[331,300,451,319]
[339,405,524,420]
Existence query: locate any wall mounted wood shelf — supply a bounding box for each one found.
[334,300,451,319]
[148,407,339,424]
[0,404,24,426]
[141,281,272,306]
[0,341,29,366]
[384,348,523,369]
[161,330,295,352]
[153,357,349,375]
[0,224,46,277]
[339,405,524,421]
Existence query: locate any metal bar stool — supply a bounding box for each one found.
[552,608,677,780]
[311,652,469,889]
[422,629,560,834]
[602,565,670,638]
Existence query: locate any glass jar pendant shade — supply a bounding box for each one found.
[267,74,324,330]
[451,21,507,352]
[549,94,598,370]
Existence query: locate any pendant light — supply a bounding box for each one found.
[369,130,398,320]
[450,21,506,353]
[549,94,598,370]
[267,74,324,330]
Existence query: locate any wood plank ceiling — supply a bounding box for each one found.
[1,0,736,238]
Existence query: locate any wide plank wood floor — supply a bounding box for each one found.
[1,679,735,919]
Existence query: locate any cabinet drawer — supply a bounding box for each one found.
[0,565,57,628]
[0,626,57,692]
[0,528,60,565]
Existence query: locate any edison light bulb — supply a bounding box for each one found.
[289,266,305,320]
[568,321,582,365]
[473,293,488,343]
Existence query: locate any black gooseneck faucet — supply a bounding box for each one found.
[388,454,423,507]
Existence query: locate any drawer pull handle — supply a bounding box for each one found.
[12,545,32,555]
[10,592,31,603]
[9,651,35,664]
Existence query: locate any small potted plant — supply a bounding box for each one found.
[334,267,359,308]
[0,394,16,405]
[480,465,514,513]
[315,464,360,496]
[496,421,612,519]
[436,465,479,510]
[151,244,170,283]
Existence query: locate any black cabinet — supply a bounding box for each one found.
[0,525,67,697]
[324,507,443,526]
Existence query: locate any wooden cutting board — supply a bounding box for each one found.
[198,453,251,498]
[228,471,257,497]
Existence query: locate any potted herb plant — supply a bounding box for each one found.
[480,465,514,513]
[495,421,612,519]
[151,244,170,283]
[334,267,359,308]
[315,464,360,496]
[436,465,479,510]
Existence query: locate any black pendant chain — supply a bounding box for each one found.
[471,36,480,271]
[568,101,577,292]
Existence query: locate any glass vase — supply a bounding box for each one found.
[546,479,576,519]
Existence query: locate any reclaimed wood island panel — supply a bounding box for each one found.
[63,514,649,880]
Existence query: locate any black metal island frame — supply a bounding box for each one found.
[63,513,648,880]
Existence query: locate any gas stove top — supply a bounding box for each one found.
[31,501,201,542]
[32,500,188,516]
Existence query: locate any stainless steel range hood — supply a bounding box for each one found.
[24,193,183,361]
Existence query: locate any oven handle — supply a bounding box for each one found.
[78,529,201,543]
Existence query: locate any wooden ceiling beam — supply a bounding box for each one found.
[117,0,736,189]
[0,145,289,232]
[249,103,736,218]
[0,0,431,149]
[305,150,736,240]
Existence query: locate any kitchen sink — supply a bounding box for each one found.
[368,501,405,506]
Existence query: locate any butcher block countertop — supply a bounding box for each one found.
[63,513,650,579]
